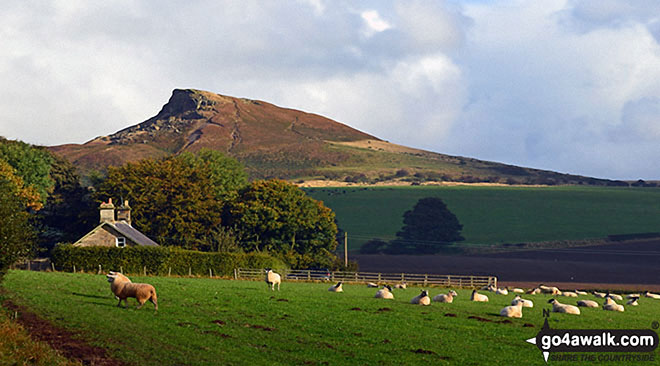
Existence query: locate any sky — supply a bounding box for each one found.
[2,0,660,180]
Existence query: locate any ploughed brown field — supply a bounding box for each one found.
[354,239,660,292]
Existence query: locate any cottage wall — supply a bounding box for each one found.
[74,225,139,247]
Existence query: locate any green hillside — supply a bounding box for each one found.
[304,186,660,249]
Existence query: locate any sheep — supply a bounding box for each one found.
[265,269,281,291]
[106,271,158,311]
[548,299,580,315]
[432,290,458,303]
[603,297,624,312]
[511,288,525,294]
[627,297,639,306]
[528,288,542,295]
[560,291,578,297]
[470,290,489,302]
[539,285,560,295]
[608,293,623,301]
[644,291,660,299]
[374,285,394,299]
[511,295,533,308]
[394,282,407,289]
[577,300,599,308]
[411,290,431,306]
[495,288,508,295]
[328,282,343,292]
[500,301,524,318]
[626,293,641,299]
[593,291,607,298]
[575,290,588,296]
[366,282,379,288]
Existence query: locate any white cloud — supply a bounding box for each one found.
[360,10,392,37]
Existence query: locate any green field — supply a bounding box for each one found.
[2,271,660,365]
[304,186,660,249]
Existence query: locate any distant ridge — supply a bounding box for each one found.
[49,89,627,186]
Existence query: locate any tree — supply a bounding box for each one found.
[0,160,37,280]
[94,152,244,250]
[392,197,464,254]
[224,179,338,267]
[0,137,54,205]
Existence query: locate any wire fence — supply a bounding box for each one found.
[235,268,497,288]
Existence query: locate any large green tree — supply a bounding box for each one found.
[0,160,38,279]
[95,151,245,250]
[224,179,338,267]
[388,197,464,254]
[0,137,54,205]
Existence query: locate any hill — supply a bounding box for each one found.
[50,89,626,185]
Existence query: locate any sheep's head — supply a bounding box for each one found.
[420,290,428,297]
[106,272,130,284]
[385,285,393,292]
[449,290,458,297]
[547,298,557,304]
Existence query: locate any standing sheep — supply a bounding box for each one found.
[328,282,343,292]
[106,272,158,311]
[433,290,458,303]
[470,290,489,302]
[265,269,281,291]
[411,290,431,305]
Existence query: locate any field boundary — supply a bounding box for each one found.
[235,268,497,288]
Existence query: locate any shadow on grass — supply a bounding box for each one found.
[71,292,111,300]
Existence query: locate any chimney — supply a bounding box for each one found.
[99,198,115,223]
[116,200,131,225]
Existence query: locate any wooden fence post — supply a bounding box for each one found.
[51,263,55,272]
[234,268,238,280]
[98,264,102,275]
[189,267,192,277]
[424,274,428,287]
[143,266,147,276]
[209,268,212,278]
[120,266,123,274]
[73,265,76,273]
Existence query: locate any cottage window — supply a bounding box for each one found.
[116,237,126,248]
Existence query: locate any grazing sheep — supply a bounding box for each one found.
[511,295,534,308]
[548,299,580,315]
[411,290,431,306]
[366,282,379,288]
[470,290,489,302]
[560,291,578,297]
[374,285,394,299]
[394,282,407,289]
[575,290,588,296]
[644,291,660,299]
[627,297,639,306]
[577,300,599,308]
[328,282,343,292]
[500,301,524,318]
[433,290,458,303]
[603,297,625,312]
[106,271,158,311]
[265,269,281,291]
[539,285,560,295]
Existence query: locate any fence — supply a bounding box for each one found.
[234,268,497,288]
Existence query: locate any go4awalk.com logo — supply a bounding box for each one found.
[526,312,658,363]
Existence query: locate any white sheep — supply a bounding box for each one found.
[626,296,639,306]
[539,285,560,295]
[265,269,281,291]
[511,295,533,308]
[374,285,394,299]
[593,291,607,298]
[548,299,580,315]
[394,282,407,289]
[528,288,542,295]
[575,290,588,296]
[366,282,379,288]
[500,301,524,318]
[495,288,508,295]
[410,290,431,305]
[644,291,660,299]
[608,293,623,301]
[328,282,343,292]
[626,293,641,299]
[511,288,525,294]
[603,297,624,312]
[106,271,158,311]
[577,300,599,308]
[432,290,458,303]
[560,291,578,297]
[470,290,489,302]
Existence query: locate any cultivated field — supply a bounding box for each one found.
[3,271,660,365]
[304,185,660,249]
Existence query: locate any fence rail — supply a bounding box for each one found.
[235,268,497,288]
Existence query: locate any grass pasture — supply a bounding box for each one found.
[304,185,660,249]
[3,270,660,365]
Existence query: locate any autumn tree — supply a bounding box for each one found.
[224,179,338,267]
[0,137,54,205]
[95,151,246,250]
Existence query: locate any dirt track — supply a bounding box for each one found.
[353,239,660,291]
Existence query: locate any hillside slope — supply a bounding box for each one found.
[50,89,625,186]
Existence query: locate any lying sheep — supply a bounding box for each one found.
[511,288,525,294]
[106,271,158,311]
[470,290,489,302]
[548,299,580,315]
[394,282,407,289]
[627,297,639,306]
[328,282,343,292]
[411,290,431,305]
[626,293,641,299]
[603,297,624,312]
[593,291,607,298]
[644,291,660,299]
[500,301,524,318]
[575,290,588,296]
[265,269,281,291]
[608,293,623,301]
[374,285,394,299]
[528,288,542,295]
[495,287,508,295]
[577,300,599,308]
[539,285,560,295]
[432,290,458,303]
[366,282,379,288]
[560,291,578,297]
[511,295,533,308]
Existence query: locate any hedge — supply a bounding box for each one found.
[51,244,286,277]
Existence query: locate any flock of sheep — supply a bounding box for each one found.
[266,270,660,319]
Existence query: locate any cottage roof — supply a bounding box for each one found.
[73,221,159,247]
